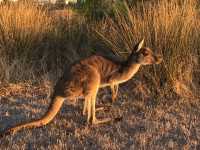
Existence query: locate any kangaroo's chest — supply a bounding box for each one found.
[101,64,141,87]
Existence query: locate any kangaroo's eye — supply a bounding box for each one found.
[143,51,149,56]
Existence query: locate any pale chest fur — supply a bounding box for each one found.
[113,64,141,84]
[100,63,141,87]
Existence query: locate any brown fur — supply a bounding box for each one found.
[0,39,162,136]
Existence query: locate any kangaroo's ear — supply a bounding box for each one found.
[134,39,144,52]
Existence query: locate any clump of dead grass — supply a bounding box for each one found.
[0,2,53,81]
[0,1,52,59]
[94,0,200,98]
[0,2,85,82]
[0,0,199,99]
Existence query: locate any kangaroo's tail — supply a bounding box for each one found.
[0,96,65,138]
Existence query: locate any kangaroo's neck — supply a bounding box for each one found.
[120,62,141,80]
[109,60,141,85]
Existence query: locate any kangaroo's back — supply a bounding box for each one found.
[56,55,122,88]
[78,55,122,84]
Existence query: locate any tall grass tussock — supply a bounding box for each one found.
[0,1,84,82]
[94,0,200,98]
[0,0,199,98]
[0,2,53,81]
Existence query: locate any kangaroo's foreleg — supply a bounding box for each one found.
[111,84,118,102]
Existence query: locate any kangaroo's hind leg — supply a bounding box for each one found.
[91,91,111,125]
[82,67,111,124]
[83,98,88,115]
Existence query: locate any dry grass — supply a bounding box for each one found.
[94,0,200,98]
[1,81,200,149]
[0,0,200,149]
[0,2,53,81]
[0,2,85,82]
[0,2,52,56]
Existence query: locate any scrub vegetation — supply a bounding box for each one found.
[0,0,199,149]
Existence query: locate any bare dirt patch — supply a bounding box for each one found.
[0,81,200,149]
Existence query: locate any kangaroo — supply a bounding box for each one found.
[0,39,162,137]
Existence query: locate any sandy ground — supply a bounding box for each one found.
[0,80,200,150]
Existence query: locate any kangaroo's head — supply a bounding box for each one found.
[128,39,163,65]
